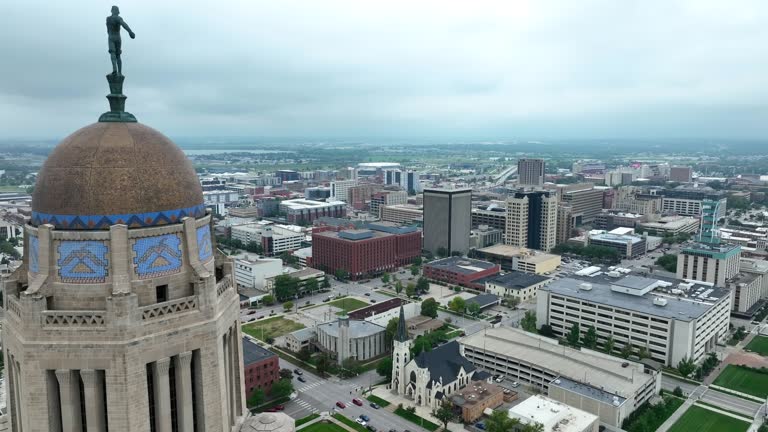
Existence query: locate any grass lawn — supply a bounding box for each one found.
[668,405,750,432]
[365,395,391,407]
[326,298,369,314]
[296,413,321,427]
[394,407,440,431]
[713,364,768,398]
[300,421,348,432]
[242,316,305,342]
[745,335,768,356]
[332,414,368,432]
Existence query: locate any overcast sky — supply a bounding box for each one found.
[1,0,767,140]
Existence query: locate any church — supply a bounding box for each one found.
[390,307,480,409]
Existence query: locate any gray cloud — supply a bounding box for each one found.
[1,0,767,140]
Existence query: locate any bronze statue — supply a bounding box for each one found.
[107,6,135,76]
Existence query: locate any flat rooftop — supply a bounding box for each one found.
[477,244,559,263]
[460,327,649,399]
[543,272,730,321]
[281,199,346,209]
[482,272,550,289]
[317,319,385,339]
[315,229,390,241]
[450,380,503,408]
[589,232,644,244]
[242,337,277,365]
[508,395,598,432]
[426,257,497,274]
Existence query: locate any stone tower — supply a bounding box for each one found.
[2,120,247,431]
[338,314,350,366]
[390,306,410,394]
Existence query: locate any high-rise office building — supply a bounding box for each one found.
[556,203,581,245]
[330,179,358,202]
[423,188,472,255]
[405,171,422,195]
[560,185,604,223]
[504,191,557,252]
[517,158,545,187]
[670,166,693,183]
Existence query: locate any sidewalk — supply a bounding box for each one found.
[656,385,707,432]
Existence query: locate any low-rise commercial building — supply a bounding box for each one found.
[588,232,646,258]
[476,244,561,275]
[450,380,504,423]
[285,328,316,353]
[279,199,347,224]
[637,215,699,235]
[483,272,551,301]
[536,272,732,365]
[728,272,763,314]
[423,257,500,290]
[317,316,387,364]
[460,327,661,427]
[243,337,280,399]
[235,256,283,290]
[676,242,741,287]
[471,204,507,231]
[594,210,646,231]
[380,203,423,224]
[231,222,306,255]
[470,225,503,249]
[264,267,325,297]
[508,395,599,432]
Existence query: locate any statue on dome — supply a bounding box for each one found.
[106,5,135,77]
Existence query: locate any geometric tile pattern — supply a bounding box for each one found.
[197,225,213,263]
[133,234,183,279]
[29,235,40,274]
[31,203,206,230]
[57,241,110,283]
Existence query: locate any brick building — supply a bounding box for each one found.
[423,257,500,290]
[242,337,280,400]
[312,224,421,279]
[279,199,347,224]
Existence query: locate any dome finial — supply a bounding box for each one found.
[99,5,137,122]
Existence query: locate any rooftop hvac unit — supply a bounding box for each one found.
[579,283,593,291]
[653,297,668,307]
[613,400,621,406]
[554,379,561,384]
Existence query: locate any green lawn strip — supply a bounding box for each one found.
[242,316,305,342]
[300,421,349,432]
[326,298,369,314]
[745,335,768,356]
[694,401,753,421]
[332,414,368,432]
[712,364,768,398]
[667,405,750,432]
[393,407,440,431]
[270,346,320,374]
[296,413,321,427]
[621,395,683,432]
[365,395,391,407]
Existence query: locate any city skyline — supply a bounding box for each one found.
[2,0,768,140]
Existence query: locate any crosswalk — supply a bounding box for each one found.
[292,398,319,414]
[297,381,323,392]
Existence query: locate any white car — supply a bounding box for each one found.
[495,376,504,383]
[511,381,520,388]
[356,419,367,426]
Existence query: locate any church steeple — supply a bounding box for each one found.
[395,305,409,342]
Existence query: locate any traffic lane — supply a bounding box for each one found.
[334,400,429,432]
[700,390,760,416]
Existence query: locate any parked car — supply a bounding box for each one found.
[360,415,370,422]
[366,426,377,432]
[475,422,486,430]
[510,381,519,388]
[356,418,367,425]
[353,398,363,406]
[370,299,377,303]
[273,405,285,411]
[336,401,346,409]
[294,369,303,375]
[495,376,504,383]
[297,376,306,383]
[365,292,371,296]
[369,402,380,409]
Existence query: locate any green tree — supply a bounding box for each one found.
[655,254,678,272]
[416,277,430,293]
[467,302,481,317]
[273,275,300,301]
[620,343,634,359]
[486,409,520,432]
[280,251,299,265]
[385,318,399,347]
[504,296,521,309]
[376,357,393,381]
[334,269,349,281]
[603,335,615,354]
[315,353,331,378]
[304,277,319,294]
[271,378,293,398]
[283,301,294,312]
[405,283,416,298]
[262,295,276,306]
[432,400,457,430]
[296,348,312,362]
[279,368,293,380]
[410,265,420,276]
[520,310,537,332]
[539,324,554,337]
[448,296,466,313]
[413,256,423,266]
[340,358,362,378]
[395,281,404,294]
[381,273,390,284]
[411,337,432,356]
[677,356,696,378]
[583,325,598,349]
[322,277,331,289]
[436,247,449,258]
[247,388,265,408]
[673,386,684,397]
[637,345,649,359]
[566,323,581,346]
[421,298,439,318]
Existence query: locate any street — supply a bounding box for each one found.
[660,374,762,418]
[280,359,433,432]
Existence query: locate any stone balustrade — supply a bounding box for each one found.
[139,295,198,321]
[42,311,107,328]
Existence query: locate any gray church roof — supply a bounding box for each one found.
[415,341,475,384]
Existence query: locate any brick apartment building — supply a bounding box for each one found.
[423,256,501,290]
[242,337,280,400]
[311,223,421,279]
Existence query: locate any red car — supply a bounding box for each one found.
[273,405,285,411]
[336,401,346,409]
[352,398,363,406]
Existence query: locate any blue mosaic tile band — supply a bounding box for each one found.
[58,241,109,283]
[133,234,183,279]
[31,204,206,230]
[197,225,213,263]
[29,235,40,274]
